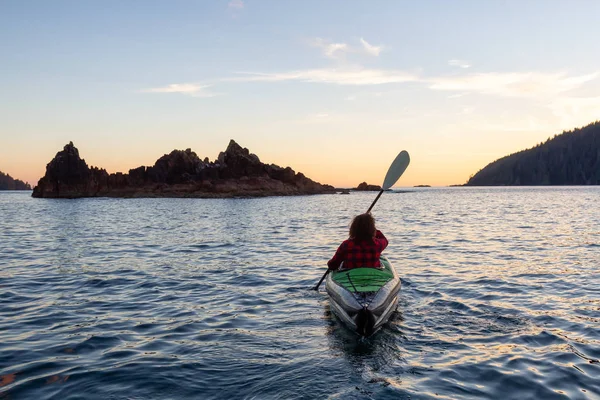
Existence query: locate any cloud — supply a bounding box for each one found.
[448,59,471,69]
[228,0,244,9]
[141,64,599,111]
[548,95,600,129]
[428,71,599,98]
[360,38,383,56]
[142,83,219,97]
[311,37,383,59]
[311,38,350,59]
[311,38,349,59]
[227,67,418,85]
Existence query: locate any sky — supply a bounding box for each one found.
[1,0,600,188]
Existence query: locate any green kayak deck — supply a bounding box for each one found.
[331,257,394,293]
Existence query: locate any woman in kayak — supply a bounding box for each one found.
[327,213,388,271]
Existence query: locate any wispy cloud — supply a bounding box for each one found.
[548,95,600,129]
[311,38,349,59]
[227,68,418,85]
[228,0,244,9]
[360,38,383,56]
[142,83,219,97]
[428,71,599,98]
[311,37,383,59]
[448,59,471,69]
[141,64,599,108]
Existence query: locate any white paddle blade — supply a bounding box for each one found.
[382,150,410,190]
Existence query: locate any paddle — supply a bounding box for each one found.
[312,150,410,291]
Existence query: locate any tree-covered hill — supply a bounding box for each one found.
[0,171,31,190]
[466,121,600,185]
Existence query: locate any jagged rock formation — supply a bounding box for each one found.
[467,121,600,185]
[32,141,336,198]
[354,182,382,191]
[0,171,31,190]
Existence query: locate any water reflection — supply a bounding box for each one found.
[324,301,409,397]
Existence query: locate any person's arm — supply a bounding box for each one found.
[375,230,388,252]
[327,241,347,270]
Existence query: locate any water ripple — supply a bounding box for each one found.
[1,188,599,399]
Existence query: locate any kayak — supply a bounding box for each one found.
[325,256,400,337]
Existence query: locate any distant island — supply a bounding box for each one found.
[466,121,600,185]
[354,182,382,191]
[0,171,31,190]
[414,185,431,187]
[32,140,336,198]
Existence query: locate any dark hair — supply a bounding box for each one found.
[349,213,376,241]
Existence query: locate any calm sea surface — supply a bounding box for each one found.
[1,188,599,399]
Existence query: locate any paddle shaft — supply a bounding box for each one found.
[366,189,384,214]
[313,269,329,291]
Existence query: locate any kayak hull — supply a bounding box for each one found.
[325,256,400,336]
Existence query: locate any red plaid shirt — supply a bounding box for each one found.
[328,230,388,270]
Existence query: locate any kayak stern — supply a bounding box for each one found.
[325,256,400,337]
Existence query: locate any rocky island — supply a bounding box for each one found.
[354,182,382,191]
[0,171,31,190]
[32,140,336,198]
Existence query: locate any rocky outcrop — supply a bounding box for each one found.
[0,171,31,190]
[354,182,382,191]
[32,140,336,198]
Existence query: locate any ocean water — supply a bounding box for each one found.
[1,187,599,400]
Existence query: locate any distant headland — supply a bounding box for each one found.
[465,121,600,186]
[32,140,336,198]
[0,171,31,190]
